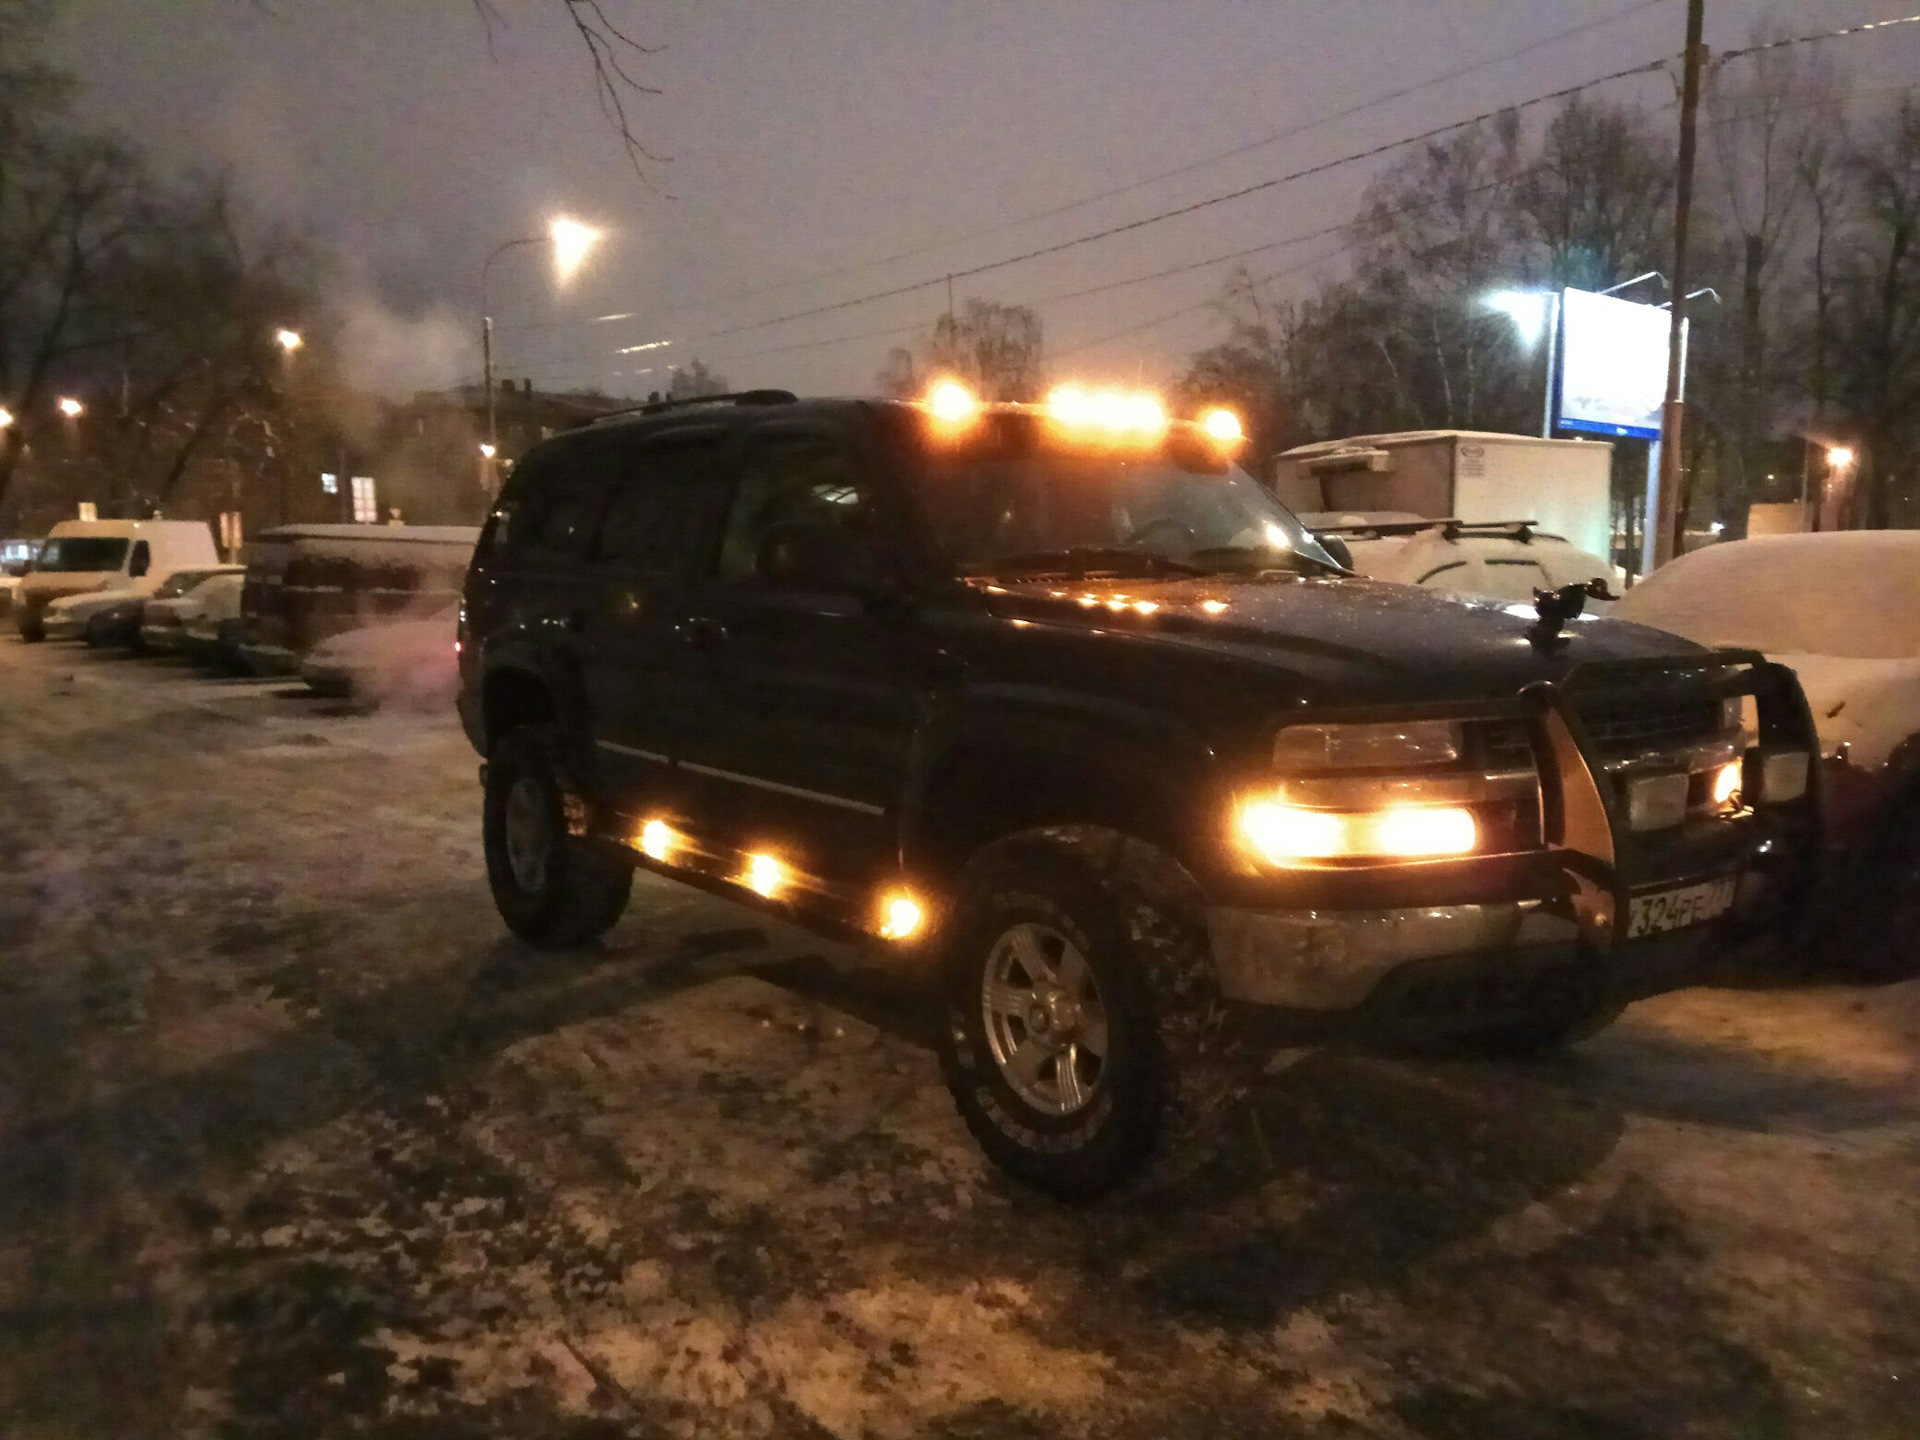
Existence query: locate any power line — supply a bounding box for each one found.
[612,50,1680,358]
[597,0,1677,326]
[1716,10,1920,65]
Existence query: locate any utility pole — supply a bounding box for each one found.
[1653,0,1707,570]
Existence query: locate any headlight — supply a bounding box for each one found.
[1237,796,1478,865]
[1273,719,1461,770]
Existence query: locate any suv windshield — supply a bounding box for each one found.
[37,537,129,573]
[909,413,1338,578]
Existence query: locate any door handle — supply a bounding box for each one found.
[677,616,728,649]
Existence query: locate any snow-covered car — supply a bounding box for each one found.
[179,571,248,672]
[1616,531,1920,979]
[42,588,145,645]
[139,566,245,653]
[299,607,458,708]
[1304,513,1617,603]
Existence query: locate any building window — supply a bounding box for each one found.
[350,475,379,524]
[320,472,339,495]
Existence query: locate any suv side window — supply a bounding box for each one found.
[497,444,603,567]
[717,432,874,587]
[590,431,728,575]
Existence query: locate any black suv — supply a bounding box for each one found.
[457,389,1820,1199]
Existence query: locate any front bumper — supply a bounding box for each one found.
[1206,653,1820,1022]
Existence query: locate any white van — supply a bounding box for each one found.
[15,519,220,642]
[1304,512,1618,604]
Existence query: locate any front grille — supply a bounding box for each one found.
[1575,693,1723,757]
[1473,691,1727,770]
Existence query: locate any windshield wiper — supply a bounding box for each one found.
[974,547,1211,579]
[1186,545,1345,576]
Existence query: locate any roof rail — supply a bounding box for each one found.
[1307,517,1550,543]
[580,389,800,428]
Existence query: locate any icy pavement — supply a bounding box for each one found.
[1,637,1918,1438]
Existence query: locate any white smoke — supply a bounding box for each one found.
[331,292,474,397]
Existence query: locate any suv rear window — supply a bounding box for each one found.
[492,445,604,566]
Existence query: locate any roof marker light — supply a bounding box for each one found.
[925,380,980,429]
[877,890,926,940]
[1201,407,1244,443]
[744,852,787,897]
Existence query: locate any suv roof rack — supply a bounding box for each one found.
[1309,517,1550,544]
[580,389,800,428]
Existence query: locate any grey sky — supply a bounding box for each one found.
[50,1,1920,400]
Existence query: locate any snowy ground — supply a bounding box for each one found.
[2,636,1918,1439]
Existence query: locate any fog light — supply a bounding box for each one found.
[1237,798,1477,865]
[1745,748,1810,804]
[1625,772,1690,831]
[638,819,678,862]
[877,890,925,940]
[1711,760,1743,810]
[744,852,787,897]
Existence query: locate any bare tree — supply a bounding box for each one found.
[1832,96,1920,527]
[874,346,919,399]
[665,357,728,400]
[923,298,1046,401]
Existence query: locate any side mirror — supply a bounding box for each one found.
[128,542,151,578]
[1316,534,1354,572]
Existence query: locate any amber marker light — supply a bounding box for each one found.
[1201,407,1244,444]
[877,890,926,941]
[924,379,980,431]
[1237,797,1478,865]
[1711,761,1743,810]
[639,819,679,863]
[744,852,787,897]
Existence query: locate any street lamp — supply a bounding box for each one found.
[480,214,604,465]
[275,328,304,353]
[1484,289,1562,438]
[57,396,83,418]
[1827,446,1855,469]
[0,407,12,430]
[478,442,497,459]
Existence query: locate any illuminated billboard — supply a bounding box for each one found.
[1556,287,1669,440]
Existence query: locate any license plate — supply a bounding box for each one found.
[1626,876,1738,939]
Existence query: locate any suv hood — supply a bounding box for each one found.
[979,572,1708,702]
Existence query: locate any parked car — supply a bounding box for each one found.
[14,519,219,642]
[179,571,249,672]
[41,588,145,645]
[301,604,459,707]
[240,524,479,675]
[1615,531,1920,980]
[457,386,1819,1199]
[1304,513,1617,602]
[137,566,246,653]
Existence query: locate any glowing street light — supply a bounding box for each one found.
[0,407,12,430]
[478,442,497,459]
[481,214,608,467]
[1827,446,1855,469]
[57,396,83,418]
[549,216,603,285]
[1485,288,1563,439]
[275,328,304,353]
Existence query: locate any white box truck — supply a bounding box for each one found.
[1274,430,1615,563]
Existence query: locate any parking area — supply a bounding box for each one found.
[2,635,1918,1439]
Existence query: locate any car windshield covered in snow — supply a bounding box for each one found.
[36,536,128,572]
[912,413,1339,579]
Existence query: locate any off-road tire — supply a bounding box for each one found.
[1837,808,1920,983]
[484,723,632,949]
[937,829,1246,1202]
